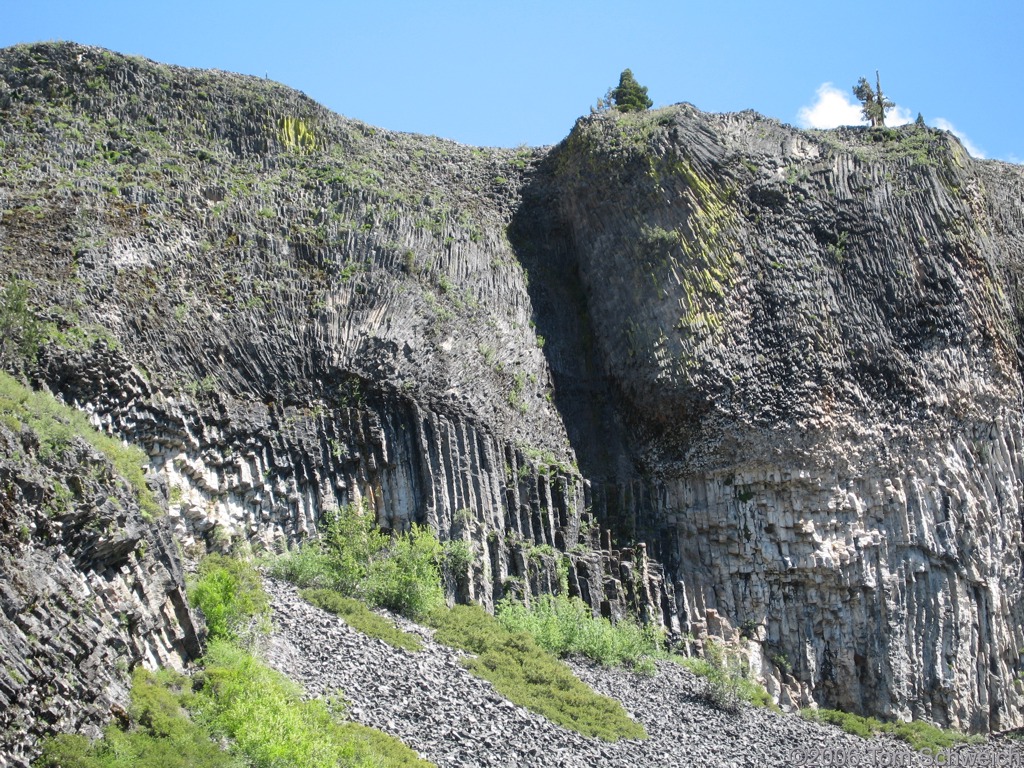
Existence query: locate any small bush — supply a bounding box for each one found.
[300,589,423,652]
[497,593,662,672]
[271,504,443,621]
[675,640,774,712]
[427,604,646,741]
[267,540,340,590]
[367,524,444,620]
[189,554,270,643]
[0,280,45,366]
[269,503,387,595]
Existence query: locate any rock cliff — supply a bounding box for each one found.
[2,40,1023,739]
[0,375,200,764]
[533,107,1024,730]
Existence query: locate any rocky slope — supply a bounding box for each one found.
[2,38,1024,745]
[265,576,1021,767]
[0,380,200,765]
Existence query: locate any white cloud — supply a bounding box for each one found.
[886,105,914,127]
[797,82,913,129]
[797,83,865,128]
[932,117,986,158]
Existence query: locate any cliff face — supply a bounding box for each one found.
[2,41,1023,735]
[534,108,1024,729]
[0,374,200,764]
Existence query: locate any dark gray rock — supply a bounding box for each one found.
[0,415,199,767]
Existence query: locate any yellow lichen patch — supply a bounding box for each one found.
[277,115,317,153]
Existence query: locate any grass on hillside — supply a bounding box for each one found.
[268,503,445,621]
[427,603,647,742]
[800,707,985,753]
[496,592,662,674]
[300,588,424,652]
[37,555,434,768]
[0,370,160,520]
[270,505,647,740]
[194,640,432,768]
[36,667,244,768]
[495,592,778,713]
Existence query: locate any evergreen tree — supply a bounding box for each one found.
[610,69,653,113]
[852,71,895,127]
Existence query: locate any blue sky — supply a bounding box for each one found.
[3,1,1021,161]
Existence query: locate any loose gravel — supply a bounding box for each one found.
[263,578,1024,768]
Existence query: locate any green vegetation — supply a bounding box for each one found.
[277,116,317,153]
[301,588,424,652]
[270,503,445,621]
[800,708,984,753]
[0,280,45,367]
[38,554,431,767]
[518,445,578,478]
[188,554,271,642]
[507,370,529,414]
[37,646,432,768]
[610,69,653,113]
[497,593,661,674]
[368,524,445,619]
[271,505,646,740]
[852,71,894,128]
[427,604,646,741]
[675,640,774,712]
[36,668,243,768]
[0,370,161,520]
[194,640,431,768]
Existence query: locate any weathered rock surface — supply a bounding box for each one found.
[0,411,199,767]
[536,109,1024,730]
[2,38,1024,741]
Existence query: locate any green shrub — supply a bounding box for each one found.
[675,640,775,712]
[36,668,242,768]
[189,554,270,643]
[799,708,984,752]
[496,593,662,672]
[194,640,431,768]
[271,504,443,620]
[300,589,423,652]
[270,503,388,595]
[885,719,983,751]
[0,280,45,366]
[800,707,876,739]
[0,371,160,520]
[367,524,444,620]
[267,539,340,590]
[427,604,646,741]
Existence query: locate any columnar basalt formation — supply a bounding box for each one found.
[2,41,1024,739]
[0,411,200,764]
[541,108,1024,730]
